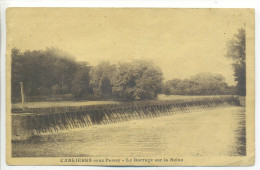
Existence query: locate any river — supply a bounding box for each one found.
[12,106,246,157]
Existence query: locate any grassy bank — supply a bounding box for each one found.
[12,94,241,109]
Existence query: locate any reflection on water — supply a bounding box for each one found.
[230,108,246,156]
[12,106,246,157]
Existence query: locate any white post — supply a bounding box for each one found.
[20,82,25,111]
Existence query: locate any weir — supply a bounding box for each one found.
[12,96,241,140]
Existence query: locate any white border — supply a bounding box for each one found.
[0,0,259,170]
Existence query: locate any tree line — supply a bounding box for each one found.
[163,73,237,95]
[11,47,236,102]
[11,28,246,102]
[11,48,163,102]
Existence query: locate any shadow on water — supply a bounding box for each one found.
[230,108,246,156]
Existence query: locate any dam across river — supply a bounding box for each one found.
[12,106,246,157]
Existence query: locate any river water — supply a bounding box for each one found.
[12,106,246,157]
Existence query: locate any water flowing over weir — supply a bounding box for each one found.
[12,96,241,140]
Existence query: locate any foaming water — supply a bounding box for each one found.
[12,106,246,157]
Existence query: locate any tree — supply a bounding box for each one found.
[225,28,246,96]
[89,61,117,98]
[189,72,228,95]
[163,78,182,95]
[11,48,23,101]
[71,63,92,99]
[163,72,229,95]
[11,47,88,101]
[134,62,163,100]
[112,60,163,100]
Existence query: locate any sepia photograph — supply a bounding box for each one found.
[5,8,255,166]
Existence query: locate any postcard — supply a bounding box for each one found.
[6,8,255,166]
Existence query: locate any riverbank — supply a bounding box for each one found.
[12,95,242,109]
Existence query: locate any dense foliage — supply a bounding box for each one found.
[225,28,246,96]
[90,60,163,100]
[163,73,236,95]
[11,48,91,102]
[11,48,163,101]
[112,61,163,100]
[89,61,117,99]
[12,46,240,102]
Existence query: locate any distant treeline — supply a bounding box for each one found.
[11,48,237,102]
[163,73,237,95]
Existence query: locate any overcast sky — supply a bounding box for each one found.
[7,8,254,85]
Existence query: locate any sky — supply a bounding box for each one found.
[6,8,254,85]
